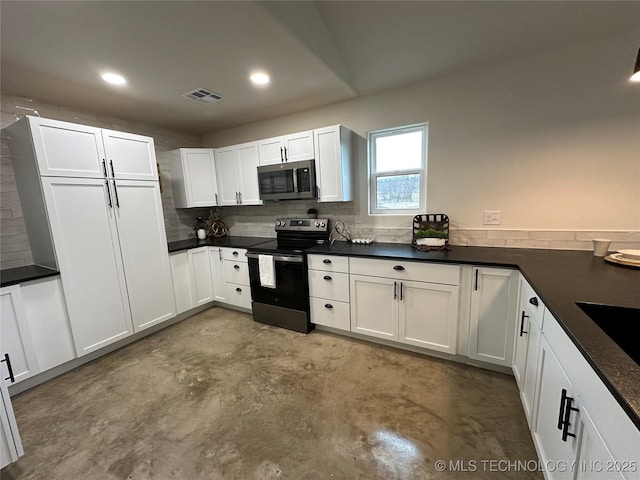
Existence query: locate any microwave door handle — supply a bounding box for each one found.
[292,167,298,193]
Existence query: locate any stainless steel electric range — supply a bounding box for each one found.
[247,218,330,333]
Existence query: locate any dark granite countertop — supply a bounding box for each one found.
[168,236,273,253]
[308,242,640,429]
[1,265,60,287]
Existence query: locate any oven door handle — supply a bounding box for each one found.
[246,252,303,263]
[292,168,299,193]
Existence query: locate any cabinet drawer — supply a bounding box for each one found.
[520,277,545,328]
[349,257,459,285]
[221,247,248,263]
[223,260,250,286]
[308,254,349,273]
[310,297,350,331]
[223,283,252,309]
[308,270,349,302]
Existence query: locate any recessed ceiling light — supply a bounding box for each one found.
[250,72,270,86]
[101,72,126,86]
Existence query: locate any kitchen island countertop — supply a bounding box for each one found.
[308,242,640,429]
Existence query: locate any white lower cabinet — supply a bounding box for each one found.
[533,336,580,480]
[209,247,226,302]
[20,277,76,373]
[188,247,214,307]
[528,308,640,480]
[1,377,23,469]
[350,275,398,340]
[219,247,251,309]
[223,283,251,310]
[169,248,214,314]
[349,258,459,354]
[308,254,351,331]
[468,267,518,367]
[0,286,39,384]
[398,280,458,354]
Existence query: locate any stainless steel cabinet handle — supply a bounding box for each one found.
[218,248,222,261]
[520,311,529,336]
[105,180,113,208]
[112,180,120,207]
[400,282,404,301]
[284,147,288,162]
[280,147,284,162]
[109,159,115,178]
[394,281,397,300]
[238,192,242,204]
[246,253,303,263]
[102,159,108,178]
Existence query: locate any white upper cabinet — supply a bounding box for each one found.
[235,142,261,205]
[101,129,157,181]
[214,143,262,206]
[27,117,105,178]
[170,148,219,208]
[258,130,314,166]
[468,267,518,367]
[314,125,353,202]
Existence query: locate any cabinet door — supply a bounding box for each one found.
[0,379,23,469]
[188,247,213,306]
[350,275,397,340]
[533,337,580,480]
[113,180,176,331]
[469,267,517,367]
[314,125,352,202]
[575,406,625,480]
[214,147,238,205]
[522,314,542,426]
[182,149,219,207]
[28,117,105,178]
[209,248,226,302]
[235,142,262,205]
[0,286,39,383]
[398,281,458,354]
[284,130,314,162]
[21,277,76,372]
[101,130,158,181]
[170,252,194,314]
[41,177,133,356]
[258,136,284,166]
[513,276,532,389]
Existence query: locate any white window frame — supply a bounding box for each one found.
[368,123,427,215]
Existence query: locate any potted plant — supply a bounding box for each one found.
[415,228,447,246]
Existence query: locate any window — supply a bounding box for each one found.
[368,123,427,215]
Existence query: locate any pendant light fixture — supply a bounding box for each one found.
[631,48,640,82]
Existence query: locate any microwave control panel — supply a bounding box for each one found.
[297,168,311,192]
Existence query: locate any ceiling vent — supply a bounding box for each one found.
[182,88,224,104]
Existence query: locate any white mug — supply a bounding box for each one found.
[592,239,611,257]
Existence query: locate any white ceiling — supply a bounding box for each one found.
[2,1,639,134]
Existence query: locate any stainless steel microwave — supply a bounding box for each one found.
[257,160,317,201]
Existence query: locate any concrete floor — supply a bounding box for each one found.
[3,307,541,479]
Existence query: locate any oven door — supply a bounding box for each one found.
[247,253,309,312]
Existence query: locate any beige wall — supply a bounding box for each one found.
[204,31,640,233]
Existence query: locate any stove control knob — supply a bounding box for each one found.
[320,222,326,228]
[315,221,320,227]
[276,221,282,226]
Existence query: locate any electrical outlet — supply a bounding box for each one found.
[483,211,501,225]
[355,215,362,224]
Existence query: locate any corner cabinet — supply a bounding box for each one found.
[170,148,220,208]
[349,258,460,354]
[214,142,262,206]
[314,125,353,203]
[468,267,518,367]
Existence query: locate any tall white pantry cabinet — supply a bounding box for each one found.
[7,116,175,356]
